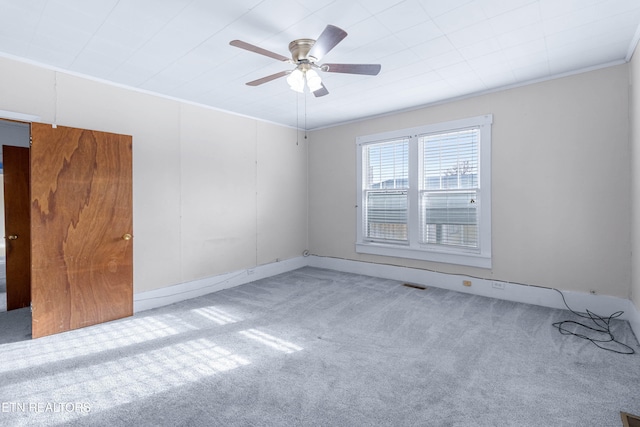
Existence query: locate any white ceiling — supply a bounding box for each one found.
[1,0,639,130]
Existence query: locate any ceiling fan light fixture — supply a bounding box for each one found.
[287,68,304,93]
[306,69,323,92]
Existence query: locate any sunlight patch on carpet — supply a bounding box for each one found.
[1,338,250,425]
[0,314,199,373]
[191,306,242,325]
[239,329,303,354]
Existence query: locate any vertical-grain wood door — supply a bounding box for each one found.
[30,123,133,339]
[3,145,31,310]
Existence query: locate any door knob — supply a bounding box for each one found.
[122,233,132,241]
[7,235,18,240]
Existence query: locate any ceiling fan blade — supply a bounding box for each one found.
[322,63,381,76]
[313,84,329,97]
[246,70,290,86]
[308,25,347,61]
[230,40,291,62]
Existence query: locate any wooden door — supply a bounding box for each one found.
[3,145,31,310]
[30,123,133,338]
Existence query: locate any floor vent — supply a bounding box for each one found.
[621,412,640,427]
[402,283,427,290]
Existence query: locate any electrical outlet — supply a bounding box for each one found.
[492,281,505,290]
[463,280,472,287]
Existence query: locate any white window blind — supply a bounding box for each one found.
[363,139,409,242]
[420,128,479,249]
[356,114,492,268]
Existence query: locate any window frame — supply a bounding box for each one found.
[356,114,493,268]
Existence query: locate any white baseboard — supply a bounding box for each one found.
[132,254,640,341]
[306,256,636,323]
[629,300,640,342]
[133,256,308,313]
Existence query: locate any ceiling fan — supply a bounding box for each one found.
[230,24,381,97]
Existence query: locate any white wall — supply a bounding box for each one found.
[0,56,308,293]
[631,43,640,311]
[0,53,633,303]
[309,64,632,298]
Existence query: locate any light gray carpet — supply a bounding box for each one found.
[0,267,638,426]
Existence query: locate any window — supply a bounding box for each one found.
[356,115,492,268]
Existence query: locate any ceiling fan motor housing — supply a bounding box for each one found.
[289,39,316,62]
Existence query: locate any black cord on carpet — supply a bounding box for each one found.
[552,288,635,355]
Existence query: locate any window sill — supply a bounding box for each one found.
[355,242,491,269]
